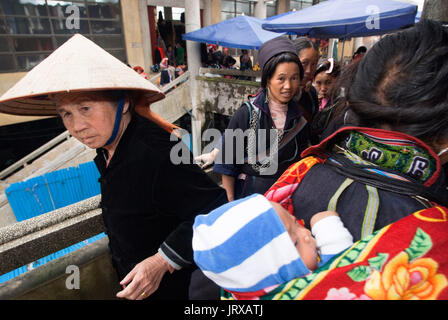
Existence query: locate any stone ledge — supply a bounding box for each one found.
[0,195,100,246]
[0,195,104,275]
[0,236,119,300]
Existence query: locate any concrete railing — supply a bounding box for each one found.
[160,70,189,93]
[0,195,109,299]
[0,235,119,300]
[199,67,261,78]
[0,195,103,276]
[0,167,220,299]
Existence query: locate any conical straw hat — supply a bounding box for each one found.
[0,34,165,116]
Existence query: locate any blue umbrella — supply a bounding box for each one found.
[264,9,297,21]
[182,15,286,50]
[264,9,298,35]
[262,0,418,39]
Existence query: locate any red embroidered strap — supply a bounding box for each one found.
[264,156,326,217]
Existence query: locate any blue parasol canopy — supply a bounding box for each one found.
[262,0,418,39]
[182,15,286,50]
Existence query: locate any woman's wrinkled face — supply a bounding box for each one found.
[314,72,335,102]
[267,62,302,105]
[298,47,319,86]
[55,93,119,149]
[270,201,318,271]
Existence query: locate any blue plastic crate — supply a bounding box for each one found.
[1,162,104,284]
[6,161,100,222]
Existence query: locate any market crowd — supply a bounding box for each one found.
[0,20,447,301]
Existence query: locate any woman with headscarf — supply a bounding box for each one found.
[0,34,227,300]
[213,36,310,202]
[194,37,321,168]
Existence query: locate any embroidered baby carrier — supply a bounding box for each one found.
[265,127,448,238]
[222,204,448,300]
[221,127,448,300]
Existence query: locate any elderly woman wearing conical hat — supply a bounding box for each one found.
[0,34,227,300]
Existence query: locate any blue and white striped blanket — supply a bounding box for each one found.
[192,194,310,293]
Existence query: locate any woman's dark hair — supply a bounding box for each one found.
[355,46,367,54]
[293,37,319,55]
[352,46,367,59]
[310,59,361,141]
[261,52,304,88]
[348,20,448,147]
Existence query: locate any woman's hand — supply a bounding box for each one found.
[116,252,173,300]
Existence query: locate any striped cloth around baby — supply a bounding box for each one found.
[192,193,309,293]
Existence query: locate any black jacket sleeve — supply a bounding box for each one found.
[153,154,227,269]
[213,103,251,177]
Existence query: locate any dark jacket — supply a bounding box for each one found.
[213,89,311,198]
[291,126,448,242]
[300,86,319,125]
[94,114,227,299]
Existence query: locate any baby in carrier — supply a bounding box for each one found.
[193,193,353,299]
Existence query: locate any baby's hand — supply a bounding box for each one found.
[310,211,339,228]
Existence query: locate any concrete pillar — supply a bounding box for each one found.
[353,37,364,57]
[254,0,267,19]
[185,0,203,157]
[277,0,290,14]
[253,0,268,67]
[120,0,146,68]
[163,6,176,48]
[203,0,212,26]
[328,39,336,59]
[211,0,222,25]
[139,0,153,70]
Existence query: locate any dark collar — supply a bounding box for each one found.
[96,114,139,170]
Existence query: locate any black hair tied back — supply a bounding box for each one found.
[347,20,448,145]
